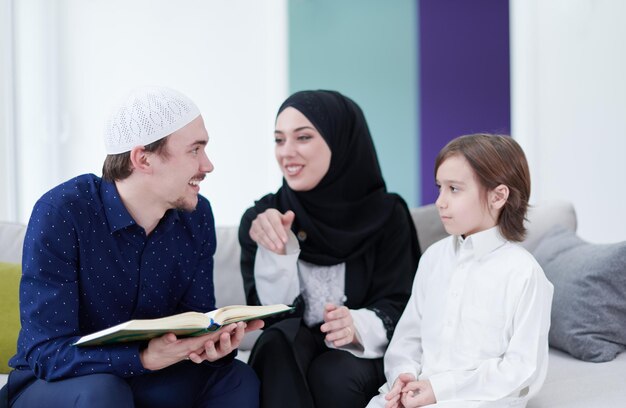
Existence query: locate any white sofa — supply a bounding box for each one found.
[2,201,626,406]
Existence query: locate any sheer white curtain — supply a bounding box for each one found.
[11,0,65,223]
[0,0,18,221]
[7,0,287,225]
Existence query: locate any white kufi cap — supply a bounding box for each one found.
[104,86,200,154]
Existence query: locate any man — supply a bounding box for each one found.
[5,86,262,407]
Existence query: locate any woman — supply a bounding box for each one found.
[239,90,421,408]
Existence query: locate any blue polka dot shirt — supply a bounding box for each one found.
[9,174,217,380]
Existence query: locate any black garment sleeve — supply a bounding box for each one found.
[239,206,262,307]
[352,199,421,340]
[239,197,420,336]
[239,207,303,326]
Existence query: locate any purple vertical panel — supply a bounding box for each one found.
[419,0,510,205]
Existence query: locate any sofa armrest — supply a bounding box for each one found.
[0,221,26,264]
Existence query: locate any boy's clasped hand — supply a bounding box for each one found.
[385,374,435,408]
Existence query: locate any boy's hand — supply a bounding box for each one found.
[401,379,435,408]
[385,373,416,408]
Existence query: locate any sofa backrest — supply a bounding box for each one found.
[409,200,577,253]
[214,224,246,307]
[0,201,577,353]
[214,200,577,307]
[521,200,577,252]
[0,200,578,308]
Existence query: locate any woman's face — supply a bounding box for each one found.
[274,107,332,191]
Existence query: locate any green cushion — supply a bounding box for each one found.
[0,262,21,374]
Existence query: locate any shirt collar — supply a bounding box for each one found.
[99,179,182,235]
[100,179,137,233]
[454,226,507,260]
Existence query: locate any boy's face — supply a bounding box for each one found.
[435,154,497,237]
[148,115,214,212]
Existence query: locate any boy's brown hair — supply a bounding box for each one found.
[434,133,531,242]
[102,137,170,182]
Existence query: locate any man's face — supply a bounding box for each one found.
[149,115,213,212]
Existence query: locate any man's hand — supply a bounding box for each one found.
[385,373,416,408]
[140,319,265,370]
[401,379,435,408]
[249,209,295,254]
[320,303,360,348]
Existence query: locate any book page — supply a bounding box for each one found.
[74,304,293,346]
[74,311,209,346]
[212,304,292,325]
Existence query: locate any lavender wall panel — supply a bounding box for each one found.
[419,0,510,204]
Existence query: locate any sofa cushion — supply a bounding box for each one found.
[528,348,626,407]
[0,262,21,374]
[533,227,626,362]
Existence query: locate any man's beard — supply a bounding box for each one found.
[173,196,197,213]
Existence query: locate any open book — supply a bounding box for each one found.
[74,304,293,346]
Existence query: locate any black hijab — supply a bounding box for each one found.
[250,90,409,265]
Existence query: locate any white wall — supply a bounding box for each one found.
[511,0,626,243]
[11,0,286,226]
[7,0,626,243]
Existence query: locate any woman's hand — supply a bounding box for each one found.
[320,303,360,347]
[249,209,295,254]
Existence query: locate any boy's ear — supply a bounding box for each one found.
[490,184,509,210]
[129,146,152,173]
